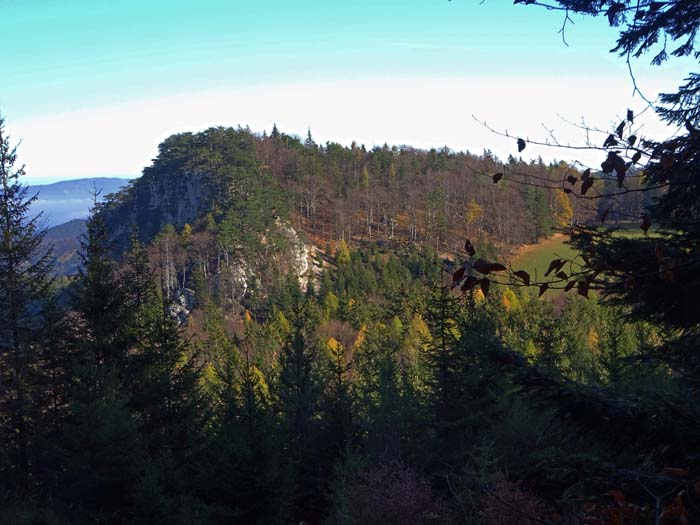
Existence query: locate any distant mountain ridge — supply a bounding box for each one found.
[25,177,133,276]
[29,177,133,227]
[41,219,87,276]
[43,218,87,241]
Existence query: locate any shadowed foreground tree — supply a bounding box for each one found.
[0,115,58,494]
[59,206,146,519]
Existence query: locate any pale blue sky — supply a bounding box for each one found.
[0,0,691,181]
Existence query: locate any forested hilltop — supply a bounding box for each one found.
[99,125,649,259]
[88,123,652,322]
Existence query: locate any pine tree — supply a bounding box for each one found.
[515,0,700,343]
[0,115,57,492]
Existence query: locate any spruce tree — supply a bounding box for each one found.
[0,115,57,492]
[61,205,144,519]
[422,286,505,470]
[276,278,325,520]
[355,321,407,463]
[124,235,203,453]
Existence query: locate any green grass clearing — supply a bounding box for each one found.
[511,234,578,285]
[509,225,661,298]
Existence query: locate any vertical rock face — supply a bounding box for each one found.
[279,224,328,293]
[165,227,313,324]
[167,288,196,326]
[225,259,249,303]
[296,243,311,288]
[102,170,214,255]
[278,221,311,277]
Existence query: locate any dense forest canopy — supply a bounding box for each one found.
[0,0,699,523]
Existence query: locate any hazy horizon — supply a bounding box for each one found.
[27,177,132,226]
[27,175,136,186]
